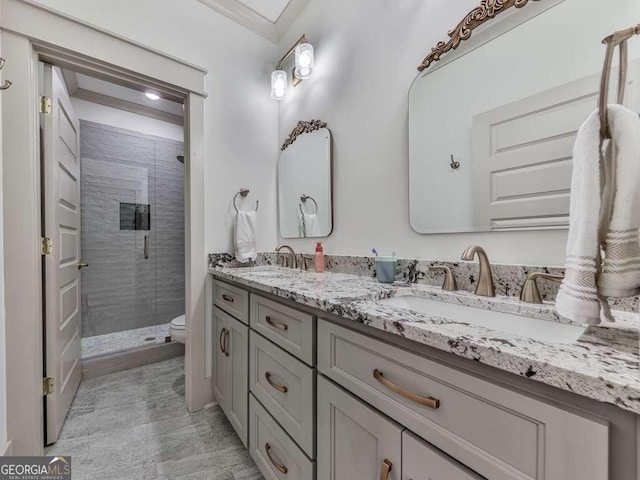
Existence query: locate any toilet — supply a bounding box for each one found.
[170,314,186,344]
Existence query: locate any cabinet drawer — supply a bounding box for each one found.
[213,279,249,324]
[250,331,315,457]
[317,376,402,480]
[250,294,315,365]
[403,431,483,480]
[250,394,315,480]
[318,319,608,480]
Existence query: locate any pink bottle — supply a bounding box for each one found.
[314,242,325,273]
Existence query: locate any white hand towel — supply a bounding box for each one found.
[235,210,257,263]
[303,213,321,237]
[599,106,640,297]
[556,105,640,324]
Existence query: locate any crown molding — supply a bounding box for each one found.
[197,0,311,44]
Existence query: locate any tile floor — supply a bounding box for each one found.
[82,323,172,358]
[46,357,263,480]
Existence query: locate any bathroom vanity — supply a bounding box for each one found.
[210,266,640,480]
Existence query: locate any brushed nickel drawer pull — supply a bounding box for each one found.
[265,443,288,474]
[221,294,234,303]
[265,315,288,331]
[373,369,440,410]
[379,459,392,480]
[265,371,288,393]
[224,330,230,357]
[219,328,226,354]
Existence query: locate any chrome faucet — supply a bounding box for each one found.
[275,245,297,269]
[429,266,457,291]
[519,272,564,304]
[461,245,495,297]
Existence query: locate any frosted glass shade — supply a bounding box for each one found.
[294,43,314,79]
[271,70,288,100]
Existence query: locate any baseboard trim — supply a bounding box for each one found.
[2,440,13,456]
[81,341,185,380]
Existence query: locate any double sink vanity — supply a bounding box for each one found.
[209,251,640,480]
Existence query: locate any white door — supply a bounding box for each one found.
[471,62,639,231]
[42,64,82,444]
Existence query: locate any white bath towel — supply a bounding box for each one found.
[303,213,321,237]
[235,210,257,263]
[556,105,640,324]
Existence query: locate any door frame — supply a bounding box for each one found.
[1,0,208,455]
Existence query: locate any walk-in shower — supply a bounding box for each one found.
[79,120,185,358]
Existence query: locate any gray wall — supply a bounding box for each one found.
[80,120,184,337]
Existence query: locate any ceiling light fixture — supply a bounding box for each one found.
[270,34,314,100]
[145,91,161,101]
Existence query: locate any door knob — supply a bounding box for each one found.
[77,262,89,270]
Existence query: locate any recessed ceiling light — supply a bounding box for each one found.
[145,91,161,101]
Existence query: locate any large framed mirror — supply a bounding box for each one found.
[409,0,640,234]
[279,120,333,238]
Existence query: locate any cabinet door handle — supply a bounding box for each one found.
[265,371,288,393]
[265,315,288,331]
[144,235,150,260]
[224,330,230,357]
[379,459,392,480]
[265,443,288,474]
[221,294,234,303]
[219,328,226,354]
[373,369,440,410]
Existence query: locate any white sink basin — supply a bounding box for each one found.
[377,296,586,344]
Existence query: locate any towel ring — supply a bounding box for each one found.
[299,194,318,216]
[233,188,259,213]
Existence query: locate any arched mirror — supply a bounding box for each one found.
[278,120,333,238]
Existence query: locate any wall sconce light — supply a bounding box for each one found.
[271,34,314,100]
[271,70,288,100]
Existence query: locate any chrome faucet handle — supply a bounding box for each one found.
[275,245,297,269]
[461,245,495,297]
[429,266,457,291]
[300,255,314,271]
[519,272,564,304]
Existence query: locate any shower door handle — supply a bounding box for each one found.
[144,235,150,260]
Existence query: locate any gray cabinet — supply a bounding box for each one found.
[212,306,249,446]
[250,331,315,456]
[249,394,315,480]
[403,431,483,480]
[211,275,627,480]
[317,376,402,480]
[317,319,609,480]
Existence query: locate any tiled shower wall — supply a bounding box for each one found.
[80,121,184,338]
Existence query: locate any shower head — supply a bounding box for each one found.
[176,155,184,164]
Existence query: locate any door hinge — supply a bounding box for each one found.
[39,96,52,114]
[43,377,54,396]
[41,237,53,256]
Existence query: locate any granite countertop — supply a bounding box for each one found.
[210,265,640,414]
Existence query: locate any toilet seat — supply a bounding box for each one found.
[170,314,186,330]
[170,314,186,344]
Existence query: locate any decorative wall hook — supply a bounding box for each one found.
[450,155,460,170]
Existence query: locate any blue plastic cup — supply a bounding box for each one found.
[375,257,397,284]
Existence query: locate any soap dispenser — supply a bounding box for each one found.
[314,242,325,273]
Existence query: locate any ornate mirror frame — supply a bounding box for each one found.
[416,0,561,73]
[281,119,328,151]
